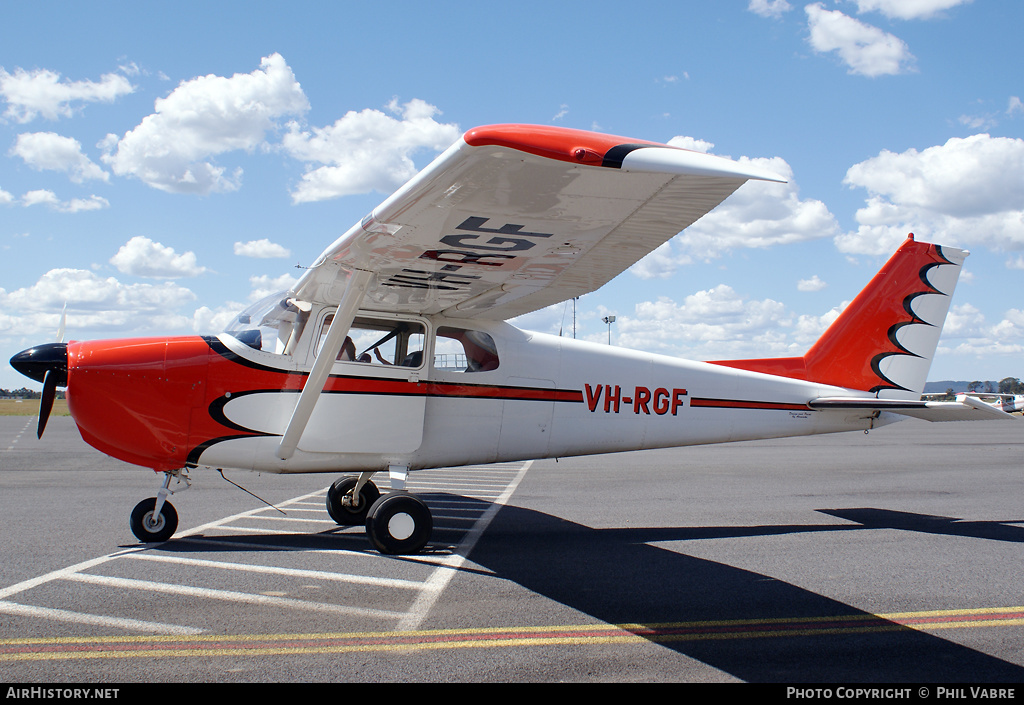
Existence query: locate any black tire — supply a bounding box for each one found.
[326,477,381,525]
[129,497,178,543]
[365,492,432,555]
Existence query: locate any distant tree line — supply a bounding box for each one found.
[1,387,42,399]
[0,388,66,400]
[945,378,1024,396]
[995,377,1024,394]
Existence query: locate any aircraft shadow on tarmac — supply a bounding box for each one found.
[467,503,1024,683]
[148,497,1024,682]
[818,508,1024,543]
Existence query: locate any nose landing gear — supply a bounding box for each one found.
[129,469,189,543]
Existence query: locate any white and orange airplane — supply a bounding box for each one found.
[10,124,1015,554]
[954,393,1024,414]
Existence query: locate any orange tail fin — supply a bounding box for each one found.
[711,235,968,398]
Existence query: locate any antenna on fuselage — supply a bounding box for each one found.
[217,469,287,515]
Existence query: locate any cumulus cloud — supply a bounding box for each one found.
[0,268,194,339]
[233,238,291,258]
[837,134,1024,256]
[613,286,800,361]
[10,131,109,182]
[849,0,973,20]
[248,273,298,301]
[667,135,715,153]
[102,53,309,195]
[109,236,207,278]
[193,303,246,334]
[631,144,839,279]
[0,66,134,123]
[805,3,916,76]
[748,0,792,19]
[936,303,1024,360]
[630,241,691,280]
[20,189,109,212]
[798,275,827,292]
[283,98,460,203]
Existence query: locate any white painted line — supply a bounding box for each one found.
[431,515,479,523]
[64,573,407,620]
[240,515,338,525]
[173,488,329,539]
[3,419,32,452]
[170,536,368,557]
[0,600,203,635]
[0,552,135,601]
[124,553,424,590]
[395,460,532,631]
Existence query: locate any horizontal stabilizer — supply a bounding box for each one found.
[808,397,1018,422]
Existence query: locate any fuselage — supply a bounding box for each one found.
[63,304,888,475]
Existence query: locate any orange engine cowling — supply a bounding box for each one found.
[67,337,212,472]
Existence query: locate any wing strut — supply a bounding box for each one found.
[276,268,374,461]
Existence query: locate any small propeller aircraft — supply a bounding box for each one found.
[954,393,1024,414]
[10,124,1015,554]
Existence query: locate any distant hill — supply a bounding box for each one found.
[924,380,998,394]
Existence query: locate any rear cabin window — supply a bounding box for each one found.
[317,315,425,368]
[434,327,499,373]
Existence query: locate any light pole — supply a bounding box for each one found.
[602,315,615,344]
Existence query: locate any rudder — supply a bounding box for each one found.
[712,235,968,398]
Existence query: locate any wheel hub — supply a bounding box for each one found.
[387,512,416,540]
[143,512,165,532]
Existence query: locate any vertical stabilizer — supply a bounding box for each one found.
[712,235,969,398]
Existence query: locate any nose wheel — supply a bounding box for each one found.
[129,469,188,543]
[129,497,178,543]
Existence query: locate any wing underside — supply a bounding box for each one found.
[292,124,784,320]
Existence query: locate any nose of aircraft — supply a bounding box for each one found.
[10,342,69,387]
[11,342,69,438]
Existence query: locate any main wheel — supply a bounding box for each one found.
[365,492,432,555]
[326,476,381,525]
[129,498,178,543]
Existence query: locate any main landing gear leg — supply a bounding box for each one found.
[326,472,380,525]
[326,466,433,555]
[364,465,433,555]
[129,469,188,543]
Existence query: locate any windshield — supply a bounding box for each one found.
[224,290,309,355]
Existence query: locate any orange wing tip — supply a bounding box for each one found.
[464,124,664,167]
[463,124,786,182]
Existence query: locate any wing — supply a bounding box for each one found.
[292,124,784,320]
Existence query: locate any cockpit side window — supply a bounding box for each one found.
[435,327,499,373]
[316,315,426,368]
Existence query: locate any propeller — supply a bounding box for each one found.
[37,369,57,438]
[12,304,70,437]
[10,341,69,439]
[56,302,67,344]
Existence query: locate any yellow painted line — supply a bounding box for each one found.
[2,607,1022,662]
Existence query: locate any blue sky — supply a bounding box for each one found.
[2,0,1022,390]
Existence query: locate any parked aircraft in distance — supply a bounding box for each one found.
[955,393,1024,414]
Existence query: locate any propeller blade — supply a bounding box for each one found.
[37,369,56,439]
[56,303,67,344]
